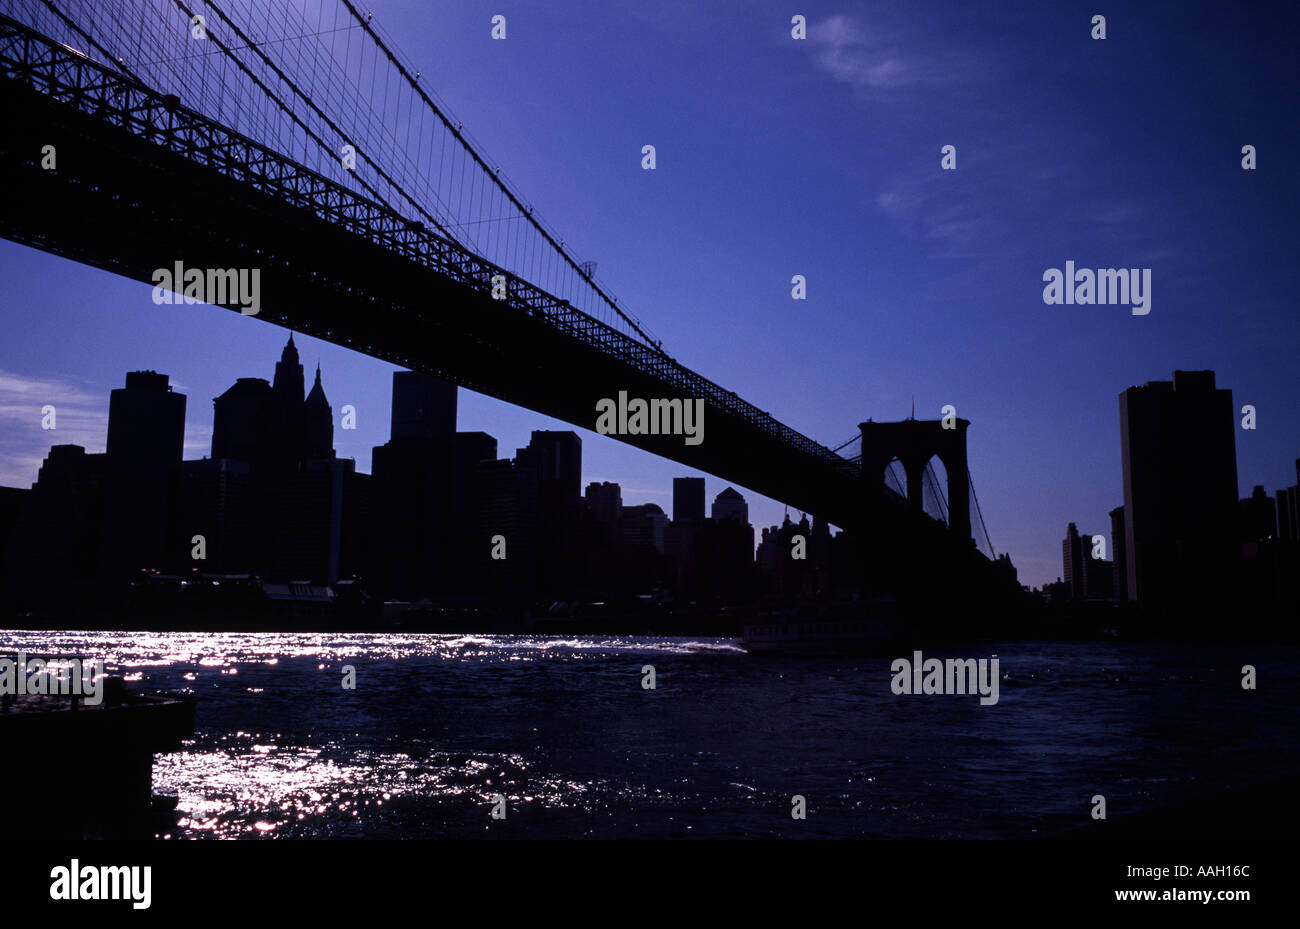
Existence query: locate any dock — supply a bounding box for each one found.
[0,672,194,838]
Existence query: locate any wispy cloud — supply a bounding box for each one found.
[0,370,107,487]
[807,14,991,97]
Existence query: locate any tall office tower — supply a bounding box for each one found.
[665,477,707,595]
[107,370,187,465]
[1109,506,1128,603]
[475,457,523,597]
[612,503,670,594]
[300,364,335,461]
[711,487,748,523]
[1276,459,1300,542]
[370,371,456,598]
[618,503,668,554]
[1119,370,1239,611]
[274,458,353,585]
[450,431,498,594]
[1061,522,1086,600]
[104,371,186,577]
[515,431,583,598]
[177,458,252,573]
[271,334,305,466]
[517,431,582,500]
[694,488,756,601]
[212,378,273,464]
[673,477,706,524]
[5,445,109,603]
[273,359,347,584]
[392,371,456,440]
[585,481,623,525]
[1083,552,1114,600]
[581,481,623,595]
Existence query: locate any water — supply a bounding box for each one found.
[4,631,1297,839]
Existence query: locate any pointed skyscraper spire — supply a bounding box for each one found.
[302,358,334,460]
[281,332,300,365]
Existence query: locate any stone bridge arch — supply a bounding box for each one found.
[859,418,971,545]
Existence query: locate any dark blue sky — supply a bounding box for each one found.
[1,0,1296,587]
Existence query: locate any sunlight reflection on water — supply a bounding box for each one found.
[2,631,1296,838]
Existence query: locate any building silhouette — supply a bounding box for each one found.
[711,486,748,523]
[0,348,877,620]
[673,477,705,524]
[1119,370,1238,612]
[199,336,357,585]
[370,370,455,598]
[103,371,186,579]
[451,430,499,595]
[1276,459,1300,542]
[1061,522,1114,600]
[1240,485,1277,543]
[213,378,273,466]
[177,457,251,573]
[515,430,583,599]
[697,488,755,601]
[4,444,109,603]
[1061,523,1087,599]
[1109,505,1128,603]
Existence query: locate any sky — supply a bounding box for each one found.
[1,0,1297,589]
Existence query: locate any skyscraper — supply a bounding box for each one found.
[517,431,582,500]
[392,370,456,440]
[1061,522,1086,600]
[1119,370,1239,611]
[209,337,352,583]
[673,477,705,524]
[514,431,582,597]
[1109,505,1128,604]
[178,457,251,573]
[1276,459,1300,543]
[585,481,623,525]
[106,370,186,466]
[451,431,498,594]
[104,371,186,576]
[212,378,273,465]
[711,487,748,523]
[300,364,335,461]
[271,334,305,467]
[700,488,755,601]
[370,371,456,598]
[6,445,109,602]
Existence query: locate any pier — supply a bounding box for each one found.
[0,672,194,838]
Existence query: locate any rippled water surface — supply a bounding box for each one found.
[4,631,1296,838]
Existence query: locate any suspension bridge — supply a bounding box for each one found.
[0,0,1018,611]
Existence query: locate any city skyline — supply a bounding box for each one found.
[6,334,1295,599]
[1,0,1298,589]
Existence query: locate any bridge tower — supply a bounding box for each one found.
[858,418,972,545]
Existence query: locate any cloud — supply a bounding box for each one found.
[873,166,1000,256]
[807,14,989,97]
[0,370,107,487]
